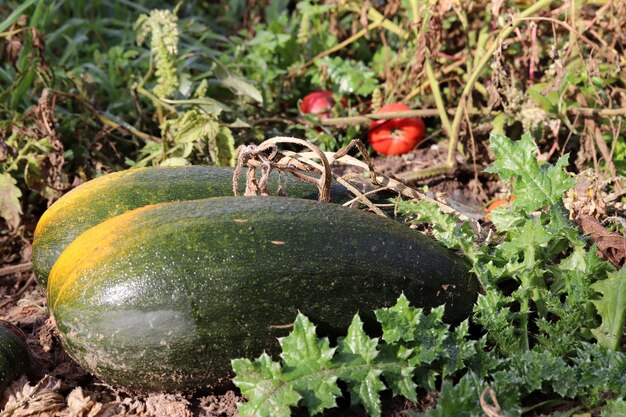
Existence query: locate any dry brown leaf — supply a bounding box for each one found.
[578,216,626,268]
[59,387,122,417]
[1,375,64,417]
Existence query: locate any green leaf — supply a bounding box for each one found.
[0,173,22,231]
[336,315,385,417]
[279,313,340,415]
[602,398,626,417]
[397,200,477,261]
[591,268,626,350]
[375,293,421,344]
[355,369,385,417]
[313,57,378,96]
[232,353,301,417]
[441,320,477,377]
[213,127,236,167]
[378,344,418,401]
[486,133,575,217]
[211,58,263,103]
[337,315,379,364]
[411,372,499,417]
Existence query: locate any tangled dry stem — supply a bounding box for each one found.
[233,136,471,222]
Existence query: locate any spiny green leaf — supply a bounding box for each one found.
[410,372,505,417]
[441,320,477,377]
[591,268,626,350]
[486,133,575,216]
[498,217,551,259]
[337,314,379,363]
[378,344,417,401]
[602,398,626,417]
[279,313,340,414]
[280,314,335,366]
[232,353,301,417]
[375,293,421,344]
[336,315,386,416]
[410,306,449,366]
[397,200,477,260]
[356,369,385,417]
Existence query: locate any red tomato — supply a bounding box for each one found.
[300,91,336,118]
[368,103,426,155]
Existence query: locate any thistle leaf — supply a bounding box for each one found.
[486,133,575,230]
[279,314,340,415]
[232,353,301,417]
[591,268,626,350]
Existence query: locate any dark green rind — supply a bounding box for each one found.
[0,324,31,392]
[49,196,477,392]
[33,165,350,287]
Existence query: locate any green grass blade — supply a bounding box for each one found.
[0,0,38,33]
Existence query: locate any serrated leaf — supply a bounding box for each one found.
[591,268,626,350]
[356,369,385,417]
[279,313,339,414]
[374,293,421,344]
[338,314,379,363]
[486,133,575,215]
[411,372,496,417]
[314,57,378,96]
[498,217,552,259]
[336,315,385,416]
[0,173,22,231]
[410,306,450,366]
[441,320,477,377]
[396,200,477,259]
[378,345,417,401]
[232,353,301,417]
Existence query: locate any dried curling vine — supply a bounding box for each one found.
[233,137,333,202]
[233,136,472,221]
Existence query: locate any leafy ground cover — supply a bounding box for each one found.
[1,0,625,416]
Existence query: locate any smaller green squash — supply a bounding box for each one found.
[0,321,31,392]
[33,165,349,286]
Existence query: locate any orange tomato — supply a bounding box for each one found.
[485,195,515,219]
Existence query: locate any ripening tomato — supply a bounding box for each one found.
[368,103,426,155]
[486,199,509,214]
[485,195,515,220]
[300,91,336,118]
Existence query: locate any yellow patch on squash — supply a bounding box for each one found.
[34,169,147,236]
[48,202,155,310]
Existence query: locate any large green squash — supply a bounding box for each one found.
[48,196,477,392]
[33,165,349,286]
